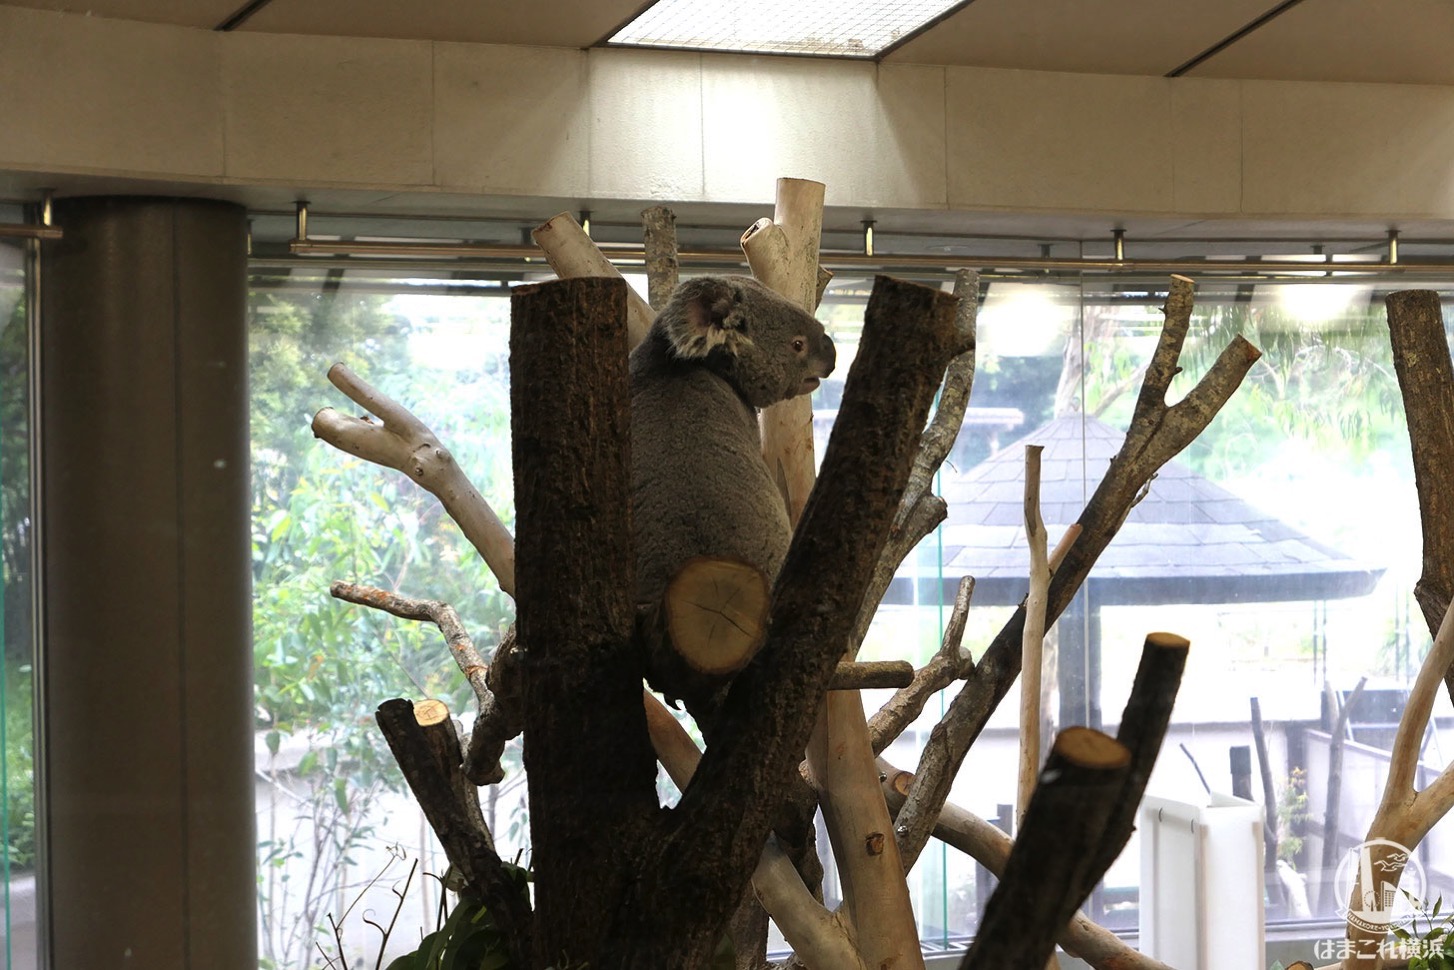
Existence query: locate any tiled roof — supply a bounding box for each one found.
[909,415,1385,607]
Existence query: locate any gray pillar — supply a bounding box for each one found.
[40,197,255,969]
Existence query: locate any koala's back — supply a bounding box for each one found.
[629,342,791,607]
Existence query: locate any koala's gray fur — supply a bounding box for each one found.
[629,274,836,608]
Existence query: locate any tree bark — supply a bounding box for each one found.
[1384,290,1454,700]
[881,763,1175,970]
[508,276,661,968]
[641,204,679,311]
[961,728,1131,970]
[1084,632,1189,899]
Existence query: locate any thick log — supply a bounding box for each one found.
[881,761,1175,970]
[896,276,1261,869]
[1385,290,1454,700]
[375,698,530,968]
[509,276,660,967]
[1082,632,1189,900]
[962,728,1131,970]
[618,276,966,970]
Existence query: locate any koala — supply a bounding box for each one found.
[629,275,836,609]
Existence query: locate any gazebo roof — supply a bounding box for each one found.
[916,415,1385,608]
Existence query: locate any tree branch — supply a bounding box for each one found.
[313,363,516,597]
[530,212,654,347]
[1341,597,1454,967]
[962,728,1131,970]
[1017,444,1050,829]
[868,576,975,755]
[894,276,1260,869]
[641,205,680,311]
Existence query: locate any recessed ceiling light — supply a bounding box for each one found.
[606,0,967,59]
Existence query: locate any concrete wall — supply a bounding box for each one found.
[5,4,1454,222]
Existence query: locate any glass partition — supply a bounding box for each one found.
[0,227,36,970]
[248,254,1454,963]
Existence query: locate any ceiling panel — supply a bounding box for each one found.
[883,0,1275,75]
[1,0,236,29]
[238,0,646,48]
[1186,0,1454,85]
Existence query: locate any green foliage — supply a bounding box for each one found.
[1394,892,1454,969]
[1277,767,1309,865]
[1164,300,1406,481]
[3,660,33,870]
[384,864,530,970]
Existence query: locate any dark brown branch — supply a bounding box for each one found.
[642,205,680,311]
[1318,676,1366,912]
[509,276,660,966]
[467,629,524,785]
[961,728,1131,970]
[375,698,531,968]
[895,275,1261,869]
[1251,695,1287,915]
[896,269,979,531]
[1385,289,1454,701]
[622,276,967,970]
[1084,632,1189,898]
[881,761,1174,970]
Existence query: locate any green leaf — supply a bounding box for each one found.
[333,777,349,814]
[264,729,281,756]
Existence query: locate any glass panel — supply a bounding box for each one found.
[0,232,35,970]
[248,249,1454,963]
[249,267,522,970]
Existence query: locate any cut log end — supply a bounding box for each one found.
[665,557,770,675]
[414,698,451,727]
[1052,726,1130,770]
[1145,631,1191,650]
[890,770,915,797]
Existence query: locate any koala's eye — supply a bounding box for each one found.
[792,337,807,354]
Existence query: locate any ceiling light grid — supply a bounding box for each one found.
[607,0,966,58]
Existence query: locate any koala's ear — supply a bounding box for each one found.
[664,277,752,360]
